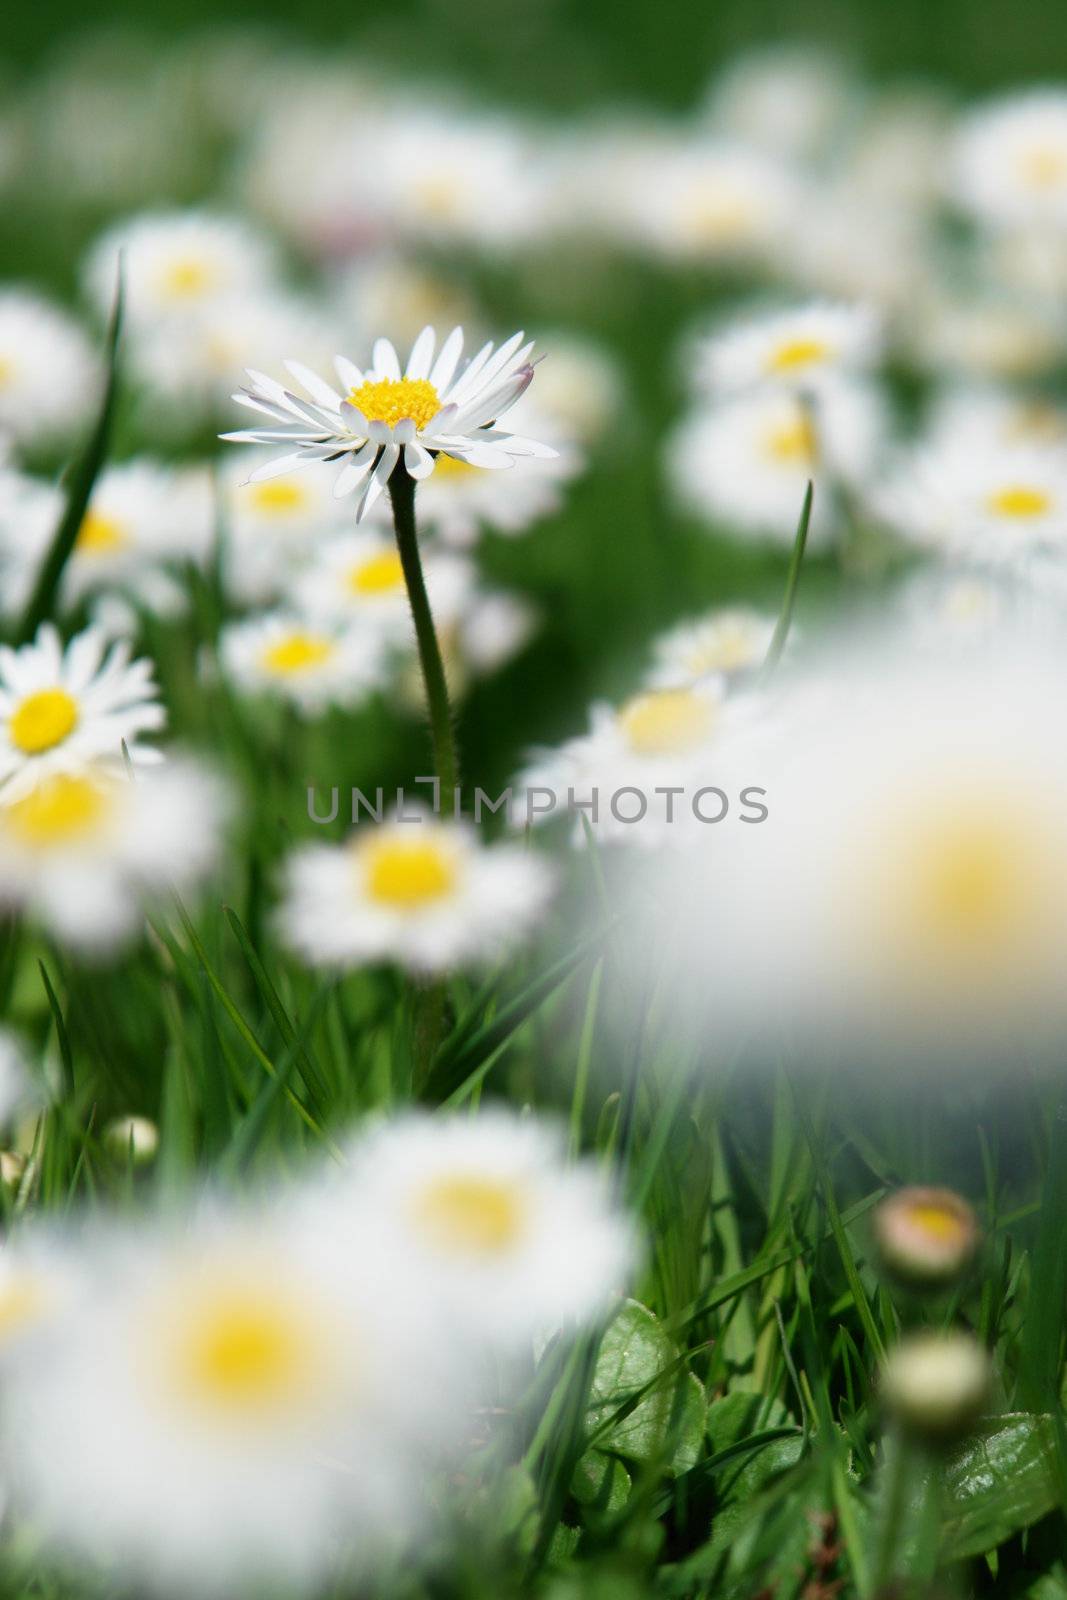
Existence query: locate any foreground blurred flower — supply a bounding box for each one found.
[278,814,553,974]
[2,1208,457,1590]
[0,759,227,952]
[646,609,777,686]
[951,90,1067,231]
[0,1030,36,1127]
[223,325,556,521]
[337,1110,637,1352]
[874,1187,980,1289]
[0,625,164,801]
[0,290,99,448]
[695,302,881,397]
[104,1116,160,1166]
[880,1330,991,1444]
[85,211,277,330]
[218,612,386,714]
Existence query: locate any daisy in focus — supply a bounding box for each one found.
[84,211,278,330]
[278,813,554,974]
[222,325,557,521]
[695,302,881,397]
[0,758,226,952]
[334,1109,637,1352]
[0,625,164,801]
[950,90,1067,231]
[0,290,99,448]
[218,612,387,715]
[646,608,777,687]
[2,1205,459,1591]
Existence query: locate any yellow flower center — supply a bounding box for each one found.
[347,377,441,431]
[3,774,110,848]
[618,689,716,756]
[1020,145,1067,189]
[0,1274,45,1339]
[160,256,216,299]
[416,1173,526,1255]
[763,414,819,465]
[905,1202,966,1243]
[176,1287,317,1417]
[687,626,759,674]
[413,174,463,219]
[363,836,458,908]
[912,816,1037,950]
[0,356,12,388]
[261,633,336,676]
[432,453,480,479]
[766,336,831,375]
[347,551,405,596]
[683,191,753,244]
[247,480,308,516]
[9,688,79,754]
[76,510,128,553]
[986,484,1051,519]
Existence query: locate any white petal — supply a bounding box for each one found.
[372,339,401,380]
[284,360,343,409]
[394,419,416,444]
[356,442,399,522]
[405,326,436,380]
[405,443,435,480]
[247,452,317,483]
[430,327,465,392]
[334,355,363,390]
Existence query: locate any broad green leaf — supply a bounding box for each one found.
[586,1299,705,1472]
[941,1413,1059,1561]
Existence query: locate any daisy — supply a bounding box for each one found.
[333,1110,637,1353]
[294,533,472,640]
[222,325,557,522]
[503,332,622,447]
[647,609,777,687]
[873,1188,980,1289]
[880,1332,991,1443]
[334,252,479,357]
[84,211,278,331]
[0,465,64,621]
[695,302,882,396]
[278,812,553,974]
[0,758,227,952]
[0,625,164,801]
[221,447,355,606]
[0,290,99,448]
[217,612,387,715]
[624,140,798,266]
[666,383,885,549]
[878,439,1067,565]
[705,45,855,160]
[410,442,580,548]
[2,1204,459,1591]
[950,90,1067,231]
[910,290,1067,382]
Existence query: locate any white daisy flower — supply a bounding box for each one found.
[0,290,99,448]
[0,758,226,953]
[647,609,777,687]
[950,90,1067,231]
[2,1205,460,1591]
[880,1331,991,1443]
[334,1110,637,1353]
[704,45,855,160]
[503,332,623,448]
[666,382,885,549]
[278,813,553,975]
[925,387,1067,454]
[221,447,355,606]
[218,612,386,716]
[0,625,164,802]
[0,466,64,621]
[223,324,557,522]
[60,460,213,612]
[909,290,1067,382]
[695,302,882,397]
[333,252,479,356]
[294,532,472,640]
[411,441,580,548]
[878,439,1067,566]
[0,1231,81,1355]
[84,211,278,331]
[622,140,799,265]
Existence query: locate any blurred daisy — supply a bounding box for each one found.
[910,290,1067,383]
[221,447,353,606]
[58,460,213,612]
[951,91,1067,231]
[0,758,226,952]
[0,1232,79,1355]
[3,1206,457,1590]
[627,141,798,265]
[0,466,64,621]
[504,332,623,448]
[667,383,884,549]
[695,302,881,396]
[874,1187,980,1288]
[705,45,855,160]
[224,325,557,522]
[218,612,386,715]
[294,532,472,640]
[0,625,163,801]
[0,1030,35,1126]
[85,211,278,330]
[881,1331,991,1443]
[647,609,776,687]
[879,439,1067,565]
[278,813,553,974]
[413,445,579,548]
[336,1110,636,1352]
[0,290,99,448]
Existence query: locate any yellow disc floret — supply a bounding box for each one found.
[261,633,336,676]
[363,836,458,909]
[986,484,1052,519]
[160,257,215,300]
[766,336,831,375]
[618,689,716,757]
[76,510,128,554]
[3,774,109,848]
[247,480,308,516]
[10,688,79,754]
[347,377,441,431]
[347,552,405,596]
[416,1173,526,1255]
[1020,145,1067,190]
[175,1284,318,1418]
[763,413,819,465]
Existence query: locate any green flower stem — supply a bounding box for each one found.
[387,462,459,816]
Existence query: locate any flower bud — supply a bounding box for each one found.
[873,1186,979,1288]
[880,1329,991,1444]
[104,1115,159,1166]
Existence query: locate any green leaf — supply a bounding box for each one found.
[571,1449,632,1515]
[941,1413,1060,1561]
[15,271,123,644]
[586,1299,705,1472]
[760,477,813,680]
